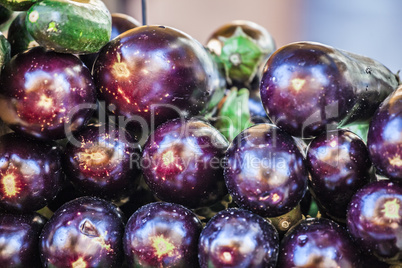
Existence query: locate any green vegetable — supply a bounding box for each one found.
[215,87,253,141]
[218,27,264,84]
[25,0,112,54]
[0,31,10,71]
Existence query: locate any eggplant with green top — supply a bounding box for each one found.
[0,0,39,11]
[25,0,111,54]
[206,20,276,87]
[260,41,399,138]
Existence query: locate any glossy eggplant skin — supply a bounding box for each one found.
[0,213,46,268]
[278,217,361,268]
[347,181,402,265]
[0,46,97,140]
[110,13,141,39]
[224,123,308,217]
[367,85,402,181]
[198,208,279,268]
[142,118,228,208]
[39,196,125,268]
[306,129,373,221]
[0,133,63,212]
[93,25,219,132]
[123,202,202,268]
[260,41,398,138]
[7,13,39,57]
[63,123,142,201]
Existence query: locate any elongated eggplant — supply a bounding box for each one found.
[260,41,399,138]
[367,84,402,181]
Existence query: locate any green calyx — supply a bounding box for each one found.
[215,87,253,141]
[219,27,263,84]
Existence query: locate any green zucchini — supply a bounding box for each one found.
[25,0,111,54]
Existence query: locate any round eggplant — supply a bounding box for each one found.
[306,129,374,221]
[123,201,202,267]
[142,118,228,208]
[63,123,142,201]
[0,213,46,268]
[278,217,361,268]
[367,84,402,182]
[0,46,97,140]
[39,196,125,267]
[93,25,220,134]
[0,133,63,212]
[224,123,308,217]
[198,208,279,268]
[347,180,402,265]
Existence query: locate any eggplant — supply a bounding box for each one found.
[306,129,374,222]
[224,123,308,217]
[278,217,361,268]
[367,84,402,181]
[260,41,399,138]
[347,180,402,265]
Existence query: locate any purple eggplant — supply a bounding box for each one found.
[224,123,308,217]
[0,132,63,212]
[93,25,220,133]
[306,129,374,221]
[367,84,402,181]
[63,123,141,201]
[123,201,202,267]
[198,208,279,268]
[7,13,39,57]
[142,118,228,208]
[80,12,141,70]
[39,196,125,267]
[347,180,402,265]
[0,46,97,140]
[0,213,46,268]
[260,41,398,138]
[278,217,361,268]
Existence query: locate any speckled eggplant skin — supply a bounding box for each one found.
[39,196,125,268]
[142,118,228,208]
[63,123,142,200]
[198,208,279,268]
[260,41,398,138]
[0,213,47,268]
[278,217,361,268]
[93,25,219,131]
[0,133,63,212]
[347,181,402,265]
[123,202,202,268]
[367,85,402,182]
[0,46,97,140]
[306,129,373,221]
[224,123,308,217]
